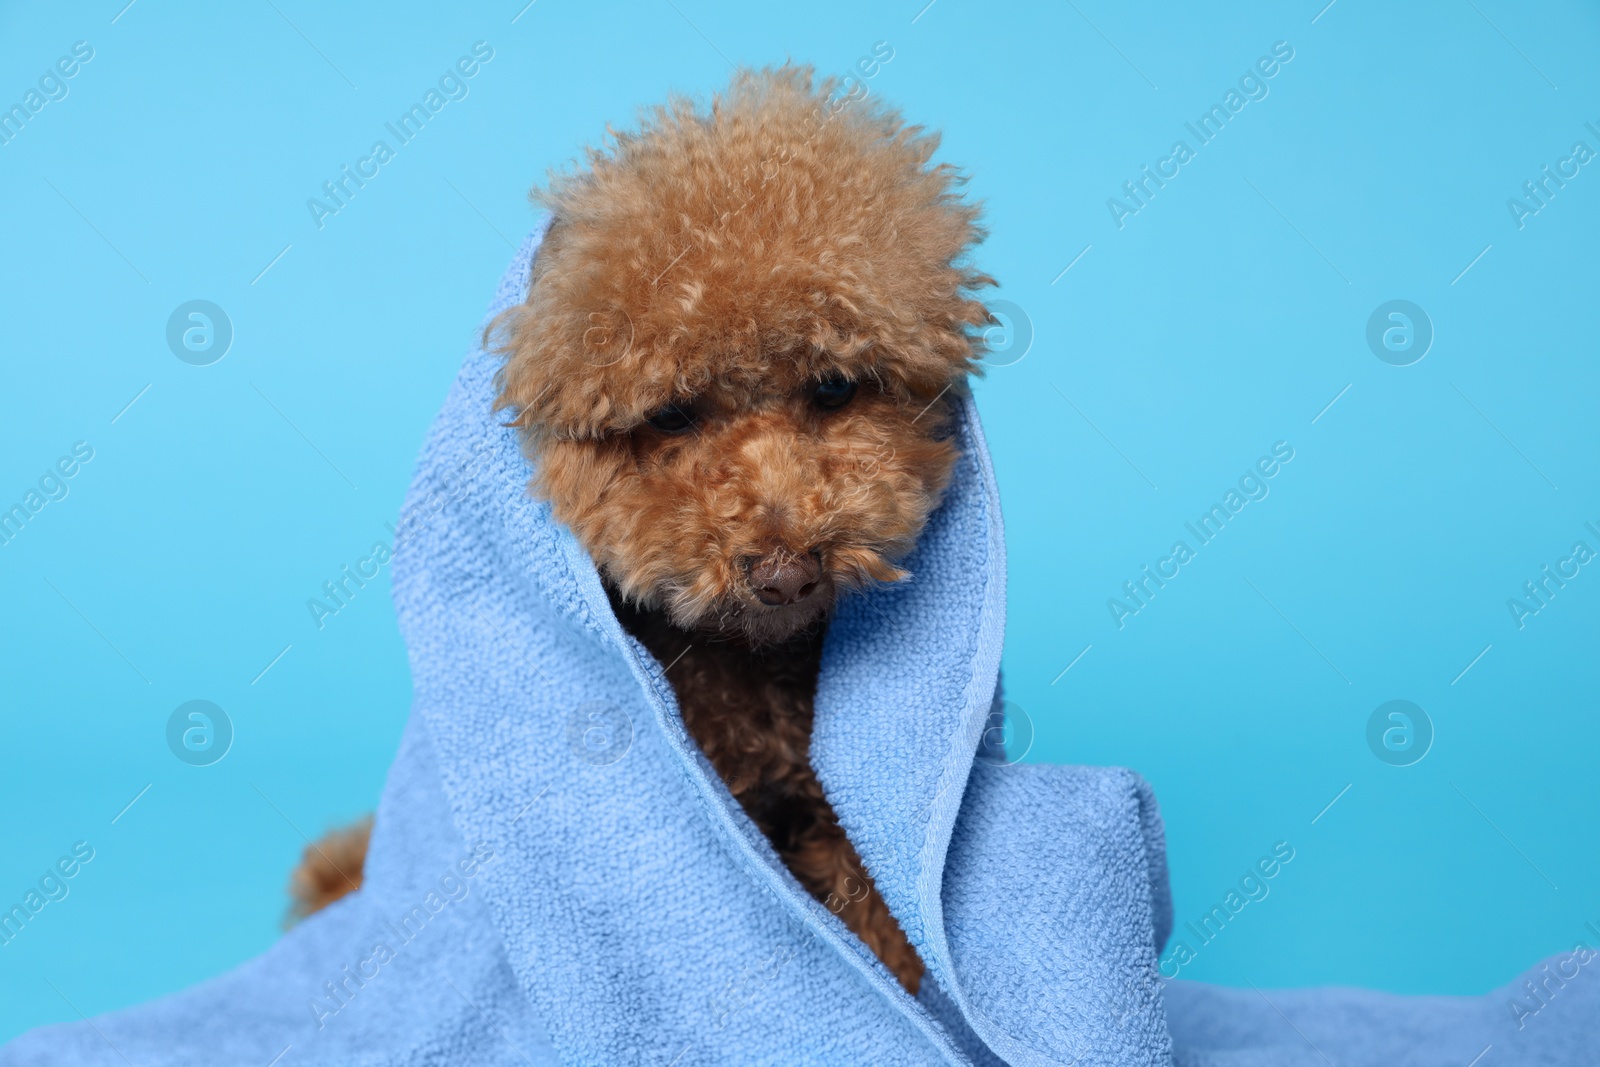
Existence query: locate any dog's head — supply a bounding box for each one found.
[494,65,993,644]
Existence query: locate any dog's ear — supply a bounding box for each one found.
[538,215,564,251]
[490,214,576,436]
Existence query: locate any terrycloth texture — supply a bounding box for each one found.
[5,226,1596,1066]
[1166,973,1600,1066]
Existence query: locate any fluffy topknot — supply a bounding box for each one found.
[493,63,994,440]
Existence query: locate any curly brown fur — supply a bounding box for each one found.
[291,64,993,997]
[286,816,371,925]
[491,62,993,642]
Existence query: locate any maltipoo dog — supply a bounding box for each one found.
[291,64,994,996]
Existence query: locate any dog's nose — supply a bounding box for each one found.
[746,550,822,606]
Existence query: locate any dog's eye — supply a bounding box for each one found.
[644,402,696,434]
[811,375,857,410]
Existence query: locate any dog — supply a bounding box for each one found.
[289,64,994,997]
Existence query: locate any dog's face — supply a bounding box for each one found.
[530,348,960,644]
[494,65,992,644]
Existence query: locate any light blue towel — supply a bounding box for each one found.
[6,225,1594,1066]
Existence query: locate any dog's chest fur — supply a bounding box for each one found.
[611,593,925,994]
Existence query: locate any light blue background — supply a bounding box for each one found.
[2,0,1596,1044]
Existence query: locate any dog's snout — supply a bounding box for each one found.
[745,550,822,606]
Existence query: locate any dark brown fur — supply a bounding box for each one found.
[610,592,925,992]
